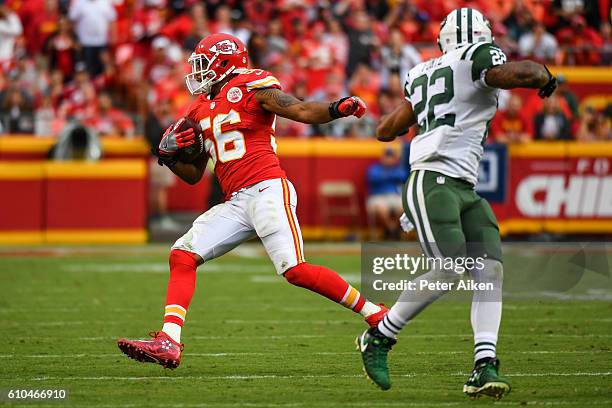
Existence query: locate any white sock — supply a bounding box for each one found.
[377,266,460,338]
[471,259,503,362]
[359,301,381,317]
[162,322,182,343]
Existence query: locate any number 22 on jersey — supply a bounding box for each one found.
[409,66,455,134]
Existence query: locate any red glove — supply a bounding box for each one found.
[158,118,196,157]
[329,96,367,119]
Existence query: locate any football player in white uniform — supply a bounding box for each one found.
[356,8,557,399]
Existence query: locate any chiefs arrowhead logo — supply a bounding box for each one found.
[209,40,237,55]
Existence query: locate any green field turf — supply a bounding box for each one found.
[0,243,611,407]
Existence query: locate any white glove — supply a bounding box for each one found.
[399,213,414,233]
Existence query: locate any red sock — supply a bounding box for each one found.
[163,249,197,326]
[284,262,366,312]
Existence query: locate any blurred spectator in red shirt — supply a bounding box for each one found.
[243,0,275,34]
[533,94,571,140]
[131,0,166,58]
[523,90,573,124]
[323,19,349,67]
[59,65,96,120]
[349,64,381,117]
[490,94,532,143]
[267,52,298,93]
[556,14,603,65]
[20,0,58,56]
[46,69,65,107]
[212,5,250,45]
[145,36,174,85]
[161,2,204,48]
[300,21,338,94]
[91,92,135,137]
[44,16,79,81]
[518,22,559,64]
[179,3,210,51]
[576,105,610,141]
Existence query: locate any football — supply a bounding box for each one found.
[176,117,204,163]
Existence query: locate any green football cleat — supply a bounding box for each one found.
[356,327,397,390]
[463,358,511,400]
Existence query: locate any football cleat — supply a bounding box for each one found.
[365,303,389,328]
[117,331,183,369]
[463,358,511,400]
[356,327,397,390]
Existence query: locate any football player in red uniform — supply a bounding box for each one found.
[117,33,387,369]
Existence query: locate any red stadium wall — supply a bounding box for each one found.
[0,161,147,244]
[1,140,612,244]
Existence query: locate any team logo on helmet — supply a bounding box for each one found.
[227,87,243,103]
[210,39,238,54]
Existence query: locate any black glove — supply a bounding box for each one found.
[538,65,557,99]
[151,147,178,167]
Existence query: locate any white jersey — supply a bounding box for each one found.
[405,42,507,185]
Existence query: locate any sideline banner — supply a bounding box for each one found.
[497,143,612,234]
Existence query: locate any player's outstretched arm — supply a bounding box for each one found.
[485,62,557,97]
[376,99,417,142]
[254,88,366,124]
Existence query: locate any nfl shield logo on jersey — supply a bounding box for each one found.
[227,87,243,103]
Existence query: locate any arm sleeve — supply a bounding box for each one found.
[470,43,508,88]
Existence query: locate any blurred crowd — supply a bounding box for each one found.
[0,0,610,141]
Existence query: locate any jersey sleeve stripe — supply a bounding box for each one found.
[246,77,281,91]
[465,42,487,61]
[467,8,473,43]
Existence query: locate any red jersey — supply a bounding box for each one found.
[186,70,286,197]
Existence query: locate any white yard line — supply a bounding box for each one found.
[3,350,610,359]
[28,372,612,382]
[71,333,612,341]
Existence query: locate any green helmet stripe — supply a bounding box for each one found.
[467,8,473,43]
[456,9,463,44]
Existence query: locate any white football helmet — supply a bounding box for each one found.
[437,8,493,53]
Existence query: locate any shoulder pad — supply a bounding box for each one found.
[235,69,282,92]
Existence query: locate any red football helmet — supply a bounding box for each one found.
[185,33,249,95]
